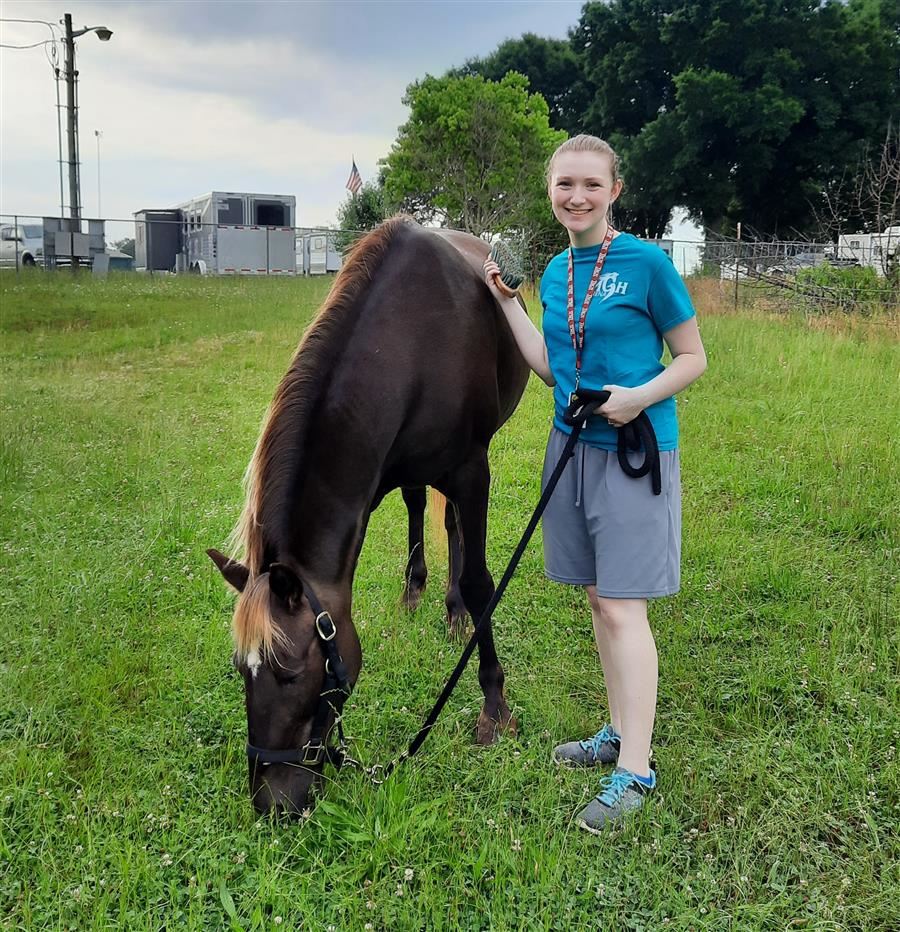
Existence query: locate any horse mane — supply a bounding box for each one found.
[231,572,291,660]
[229,215,416,578]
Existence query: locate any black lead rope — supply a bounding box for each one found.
[378,389,661,779]
[568,388,661,494]
[248,392,661,780]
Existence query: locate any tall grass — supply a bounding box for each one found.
[1,271,897,930]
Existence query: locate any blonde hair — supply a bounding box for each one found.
[546,134,622,188]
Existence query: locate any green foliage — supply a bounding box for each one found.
[335,181,386,249]
[381,73,566,236]
[451,33,589,134]
[461,0,899,237]
[796,261,897,312]
[113,237,136,258]
[573,0,900,236]
[1,273,898,928]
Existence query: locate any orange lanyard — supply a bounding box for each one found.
[566,224,615,391]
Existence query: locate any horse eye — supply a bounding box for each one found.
[276,670,301,685]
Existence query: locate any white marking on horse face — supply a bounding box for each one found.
[246,648,262,679]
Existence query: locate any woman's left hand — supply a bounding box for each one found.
[595,384,647,428]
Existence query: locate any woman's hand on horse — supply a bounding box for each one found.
[595,384,647,428]
[483,258,515,304]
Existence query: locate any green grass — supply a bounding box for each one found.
[1,270,898,930]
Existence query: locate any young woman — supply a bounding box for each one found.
[483,135,706,832]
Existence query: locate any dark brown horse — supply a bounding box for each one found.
[208,217,529,815]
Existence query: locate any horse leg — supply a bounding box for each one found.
[401,486,428,611]
[444,501,468,641]
[447,450,517,745]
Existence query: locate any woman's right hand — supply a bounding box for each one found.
[483,257,510,302]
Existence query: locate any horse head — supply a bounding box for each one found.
[208,549,361,817]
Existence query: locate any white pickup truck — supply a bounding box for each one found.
[0,223,44,267]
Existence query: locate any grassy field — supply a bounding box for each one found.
[1,271,897,931]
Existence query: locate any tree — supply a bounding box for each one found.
[112,237,135,257]
[335,180,386,248]
[381,73,566,237]
[463,0,899,236]
[816,122,900,275]
[572,0,900,236]
[451,34,589,134]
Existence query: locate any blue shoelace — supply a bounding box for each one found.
[578,725,621,759]
[596,770,636,807]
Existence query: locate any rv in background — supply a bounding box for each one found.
[837,226,899,276]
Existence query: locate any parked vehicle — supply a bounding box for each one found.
[838,227,899,276]
[0,223,44,267]
[135,192,297,275]
[769,251,824,275]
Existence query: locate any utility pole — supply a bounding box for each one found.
[95,130,102,217]
[63,13,80,229]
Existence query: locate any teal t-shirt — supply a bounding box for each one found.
[539,233,696,451]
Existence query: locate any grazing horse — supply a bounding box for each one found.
[208,217,529,815]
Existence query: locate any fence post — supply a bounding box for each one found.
[733,221,742,312]
[14,214,19,278]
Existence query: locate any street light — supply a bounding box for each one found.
[60,13,112,267]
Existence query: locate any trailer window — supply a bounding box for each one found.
[254,201,287,226]
[217,198,244,226]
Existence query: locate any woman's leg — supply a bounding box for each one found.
[592,595,657,777]
[586,585,622,736]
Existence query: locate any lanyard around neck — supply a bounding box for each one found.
[566,224,615,389]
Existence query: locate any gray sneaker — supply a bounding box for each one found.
[575,767,656,833]
[552,724,621,767]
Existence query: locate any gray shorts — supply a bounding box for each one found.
[541,427,681,598]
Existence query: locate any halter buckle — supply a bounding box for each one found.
[315,611,336,641]
[300,740,325,766]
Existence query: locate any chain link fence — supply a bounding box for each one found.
[702,233,899,314]
[3,211,896,313]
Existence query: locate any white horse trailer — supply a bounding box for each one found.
[177,191,296,275]
[295,231,344,275]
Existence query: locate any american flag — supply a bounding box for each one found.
[346,159,363,195]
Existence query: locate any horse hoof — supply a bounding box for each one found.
[402,585,424,612]
[475,707,518,745]
[447,612,468,642]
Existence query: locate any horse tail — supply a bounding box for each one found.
[428,488,447,555]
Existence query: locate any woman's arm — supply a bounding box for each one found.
[483,258,555,386]
[596,316,707,427]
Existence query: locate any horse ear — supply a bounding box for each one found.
[268,562,304,610]
[207,549,250,593]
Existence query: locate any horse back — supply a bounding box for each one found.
[322,222,528,487]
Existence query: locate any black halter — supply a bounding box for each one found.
[245,580,353,770]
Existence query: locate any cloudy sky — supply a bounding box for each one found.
[1,0,585,232]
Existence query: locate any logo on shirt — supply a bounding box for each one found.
[596,272,629,302]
